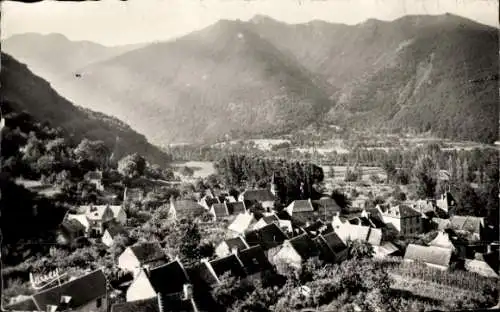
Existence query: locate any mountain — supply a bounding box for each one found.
[53,20,334,144]
[0,52,171,166]
[2,33,147,81]
[7,14,498,144]
[248,14,499,142]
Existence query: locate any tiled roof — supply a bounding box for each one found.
[381,204,421,218]
[320,231,347,253]
[286,200,314,214]
[404,244,452,268]
[130,242,167,265]
[238,245,273,275]
[172,200,205,215]
[226,202,246,215]
[450,216,484,234]
[228,213,255,234]
[336,223,371,244]
[32,269,107,311]
[223,237,249,251]
[245,223,288,250]
[190,262,219,286]
[287,234,319,260]
[147,260,190,295]
[212,203,229,218]
[209,254,246,280]
[240,189,276,202]
[312,197,341,211]
[111,298,159,312]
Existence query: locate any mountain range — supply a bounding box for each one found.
[3,14,498,144]
[1,52,171,166]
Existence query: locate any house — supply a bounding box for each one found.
[109,205,127,225]
[215,237,250,258]
[252,214,280,231]
[7,269,107,312]
[404,244,453,270]
[84,170,104,191]
[57,219,86,246]
[273,234,319,273]
[226,202,246,215]
[200,254,247,285]
[335,223,382,247]
[312,197,342,220]
[209,202,247,221]
[245,223,288,251]
[238,245,274,277]
[81,204,115,237]
[331,212,346,230]
[449,215,485,241]
[436,191,457,214]
[314,231,348,263]
[429,231,456,251]
[168,198,205,221]
[378,204,422,236]
[124,187,145,203]
[373,242,401,259]
[238,189,276,210]
[102,222,127,247]
[118,242,168,275]
[285,199,316,224]
[228,212,256,235]
[464,259,499,278]
[126,259,190,302]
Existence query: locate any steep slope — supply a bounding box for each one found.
[248,14,499,142]
[55,20,334,144]
[0,53,171,166]
[2,33,146,81]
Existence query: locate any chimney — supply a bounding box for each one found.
[46,305,59,312]
[157,292,165,312]
[231,247,239,256]
[182,284,193,300]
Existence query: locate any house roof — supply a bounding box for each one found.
[320,231,347,253]
[286,200,314,214]
[464,259,499,278]
[67,213,90,229]
[228,213,255,234]
[129,242,167,265]
[245,223,288,250]
[226,202,246,215]
[381,204,421,218]
[111,298,159,312]
[238,245,273,275]
[404,244,452,268]
[261,214,280,224]
[374,242,400,258]
[312,197,341,211]
[172,200,205,216]
[287,234,319,260]
[81,205,112,221]
[240,189,276,202]
[212,203,229,218]
[190,262,219,286]
[450,216,484,234]
[221,236,249,252]
[109,205,124,218]
[336,223,371,244]
[209,254,246,280]
[429,231,455,250]
[32,269,107,311]
[147,260,190,295]
[4,297,39,311]
[367,228,382,246]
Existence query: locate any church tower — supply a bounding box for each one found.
[270,172,278,197]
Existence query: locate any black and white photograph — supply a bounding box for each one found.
[0,0,499,311]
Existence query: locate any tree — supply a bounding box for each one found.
[179,220,202,264]
[117,153,146,180]
[179,166,194,177]
[347,240,374,260]
[382,159,397,183]
[330,189,352,212]
[74,139,109,168]
[414,155,438,199]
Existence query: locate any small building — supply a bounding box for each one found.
[204,254,247,284]
[9,269,107,312]
[169,198,205,221]
[228,212,256,235]
[238,245,274,277]
[378,204,422,236]
[210,202,247,221]
[404,244,452,270]
[84,170,104,191]
[449,215,485,241]
[273,234,319,273]
[314,231,348,263]
[335,223,382,247]
[126,259,190,302]
[102,222,127,247]
[109,205,127,225]
[312,197,341,220]
[215,237,250,258]
[238,189,276,210]
[245,223,288,251]
[81,204,115,237]
[285,199,316,224]
[118,242,168,275]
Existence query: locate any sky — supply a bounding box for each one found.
[2,0,498,46]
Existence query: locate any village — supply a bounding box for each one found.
[3,159,499,312]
